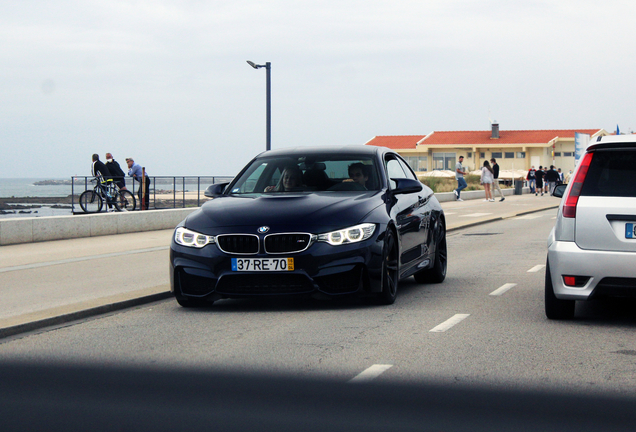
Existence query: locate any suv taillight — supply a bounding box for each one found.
[563,152,594,218]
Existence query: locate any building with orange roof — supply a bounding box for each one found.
[364,124,608,173]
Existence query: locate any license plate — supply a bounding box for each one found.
[626,223,635,239]
[231,258,294,272]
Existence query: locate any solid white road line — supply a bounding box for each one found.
[459,213,493,218]
[514,215,543,220]
[348,364,393,383]
[0,247,169,273]
[527,265,546,273]
[489,283,517,296]
[429,314,470,333]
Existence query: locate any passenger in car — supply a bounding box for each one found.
[265,166,304,192]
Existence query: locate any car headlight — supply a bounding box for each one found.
[317,223,376,246]
[174,227,215,248]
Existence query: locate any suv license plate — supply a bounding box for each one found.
[626,223,635,239]
[231,258,294,272]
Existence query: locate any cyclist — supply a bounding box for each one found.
[92,154,112,182]
[91,154,115,209]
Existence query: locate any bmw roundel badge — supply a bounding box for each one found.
[258,226,270,234]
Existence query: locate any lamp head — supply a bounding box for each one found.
[246,61,259,69]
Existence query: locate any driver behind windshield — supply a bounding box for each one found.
[265,165,304,192]
[344,162,369,189]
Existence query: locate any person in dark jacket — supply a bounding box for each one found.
[535,166,545,196]
[545,165,559,195]
[489,158,505,202]
[92,154,112,182]
[105,153,127,190]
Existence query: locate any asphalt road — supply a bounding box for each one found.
[1,208,635,397]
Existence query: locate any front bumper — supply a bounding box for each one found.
[548,240,636,300]
[170,231,385,300]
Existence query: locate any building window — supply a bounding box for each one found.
[554,152,561,157]
[433,152,456,171]
[516,152,526,158]
[480,152,485,159]
[504,152,514,159]
[403,156,428,172]
[467,152,472,158]
[491,152,502,159]
[563,152,573,157]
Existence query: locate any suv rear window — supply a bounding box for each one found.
[580,150,636,197]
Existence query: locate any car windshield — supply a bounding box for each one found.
[228,153,380,195]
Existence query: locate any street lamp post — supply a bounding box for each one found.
[246,61,271,151]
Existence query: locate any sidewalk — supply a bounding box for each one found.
[0,193,560,338]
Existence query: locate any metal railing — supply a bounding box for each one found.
[71,176,233,214]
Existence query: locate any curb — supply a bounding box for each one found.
[447,204,559,233]
[0,291,172,340]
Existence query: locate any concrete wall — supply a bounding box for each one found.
[0,208,198,246]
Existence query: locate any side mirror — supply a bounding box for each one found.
[392,178,423,195]
[204,182,229,198]
[553,184,567,198]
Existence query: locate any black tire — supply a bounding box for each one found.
[79,190,103,213]
[545,259,575,320]
[413,222,447,284]
[114,190,136,211]
[176,296,213,308]
[375,229,399,305]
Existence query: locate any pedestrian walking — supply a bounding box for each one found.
[526,166,536,194]
[126,157,151,210]
[454,155,467,202]
[546,165,559,195]
[481,160,494,202]
[535,165,545,196]
[557,168,564,185]
[490,158,505,201]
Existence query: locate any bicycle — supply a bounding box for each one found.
[78,177,137,213]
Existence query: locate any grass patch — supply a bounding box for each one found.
[418,175,512,193]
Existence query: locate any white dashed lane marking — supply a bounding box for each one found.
[429,314,470,333]
[349,364,393,383]
[527,265,546,273]
[489,283,517,296]
[514,215,543,220]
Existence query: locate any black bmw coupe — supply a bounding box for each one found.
[170,146,447,307]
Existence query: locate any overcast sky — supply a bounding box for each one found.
[2,0,635,178]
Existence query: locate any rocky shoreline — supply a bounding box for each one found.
[0,196,76,205]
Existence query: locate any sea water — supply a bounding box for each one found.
[0,178,76,218]
[0,178,74,198]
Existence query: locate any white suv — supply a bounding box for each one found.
[546,135,636,319]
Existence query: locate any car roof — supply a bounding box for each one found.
[589,135,636,151]
[255,145,391,159]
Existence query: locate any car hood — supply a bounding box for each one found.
[185,191,384,233]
